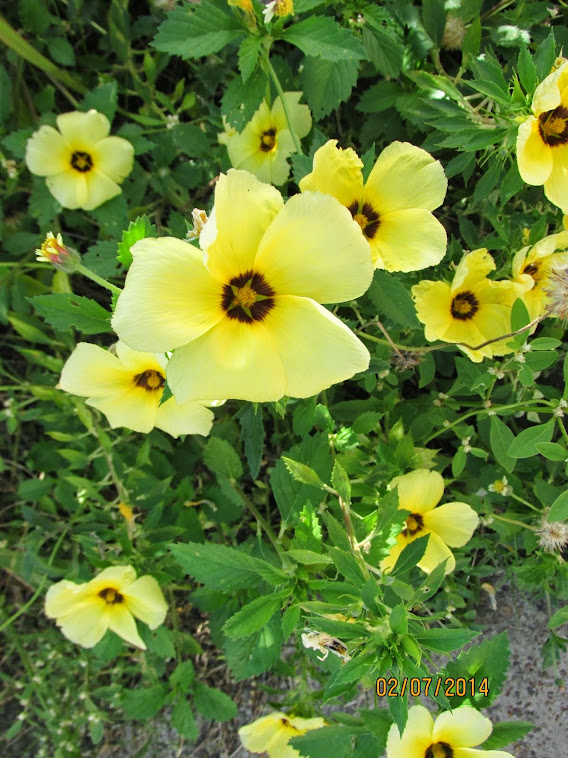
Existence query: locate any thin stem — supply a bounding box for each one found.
[556,417,568,446]
[232,481,287,562]
[76,264,122,295]
[491,513,536,531]
[263,53,302,155]
[510,492,540,513]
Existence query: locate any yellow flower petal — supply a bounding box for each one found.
[87,388,158,433]
[365,141,447,214]
[288,716,326,731]
[56,110,110,150]
[88,565,137,589]
[271,92,312,139]
[166,316,286,403]
[114,341,166,375]
[107,604,146,649]
[532,61,568,114]
[418,531,455,574]
[46,170,88,209]
[83,170,122,211]
[90,136,134,184]
[394,469,444,514]
[56,603,110,648]
[45,580,88,618]
[454,749,514,758]
[112,236,223,352]
[155,397,214,438]
[411,280,454,342]
[59,342,131,397]
[123,575,168,629]
[423,502,479,547]
[451,249,495,291]
[516,117,553,185]
[254,192,373,303]
[433,707,493,748]
[543,145,568,212]
[203,169,284,283]
[371,208,447,272]
[25,126,70,176]
[299,139,364,208]
[265,295,370,398]
[386,705,434,758]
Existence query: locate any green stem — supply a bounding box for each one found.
[510,492,540,513]
[491,513,536,531]
[232,481,287,562]
[76,264,122,295]
[263,53,302,155]
[556,417,568,445]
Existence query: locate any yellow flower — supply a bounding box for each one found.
[299,139,448,272]
[112,169,373,403]
[516,59,568,212]
[239,712,326,758]
[59,341,215,437]
[412,249,527,362]
[511,230,568,319]
[35,231,81,273]
[25,110,134,211]
[381,469,479,575]
[44,565,168,649]
[386,705,514,758]
[222,93,311,185]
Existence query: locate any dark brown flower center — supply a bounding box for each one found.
[99,587,124,604]
[348,200,381,240]
[134,369,165,391]
[538,106,568,146]
[451,291,479,320]
[221,270,275,323]
[425,744,453,758]
[260,129,276,152]
[71,151,93,173]
[523,262,541,281]
[403,513,424,537]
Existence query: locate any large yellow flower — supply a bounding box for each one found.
[44,566,168,649]
[380,470,478,575]
[299,139,448,272]
[386,705,514,758]
[59,341,215,437]
[25,109,134,211]
[517,59,568,212]
[511,230,568,319]
[412,249,527,362]
[222,93,311,186]
[239,712,326,758]
[112,169,373,403]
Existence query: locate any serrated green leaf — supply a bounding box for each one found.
[81,81,118,123]
[282,456,325,488]
[517,44,537,95]
[534,30,556,81]
[391,535,429,575]
[282,16,367,62]
[29,294,113,335]
[301,56,359,119]
[123,685,168,720]
[389,603,408,635]
[203,437,243,480]
[332,460,351,503]
[238,36,262,83]
[221,67,267,130]
[170,542,287,589]
[489,415,516,473]
[224,591,289,638]
[367,270,421,329]
[357,80,400,114]
[362,27,403,77]
[117,215,157,267]
[507,419,555,459]
[169,660,195,693]
[193,681,237,721]
[481,721,534,750]
[152,1,244,59]
[548,491,568,522]
[422,0,446,46]
[171,698,198,740]
[548,605,568,629]
[444,630,510,707]
[282,604,300,641]
[291,726,353,758]
[292,501,323,552]
[237,403,264,479]
[415,627,479,653]
[224,615,282,680]
[327,546,367,587]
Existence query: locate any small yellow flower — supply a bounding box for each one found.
[44,566,168,649]
[59,341,215,437]
[112,169,373,403]
[511,230,568,319]
[517,59,568,212]
[35,231,81,273]
[222,93,311,186]
[386,705,514,758]
[239,712,326,758]
[25,110,134,211]
[263,0,294,23]
[300,139,448,272]
[381,469,479,575]
[412,249,528,362]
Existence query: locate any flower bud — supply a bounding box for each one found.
[36,232,81,273]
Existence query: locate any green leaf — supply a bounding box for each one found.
[517,44,537,95]
[332,460,351,503]
[535,441,567,462]
[48,36,76,67]
[204,438,243,480]
[548,491,568,522]
[281,17,367,62]
[389,603,408,636]
[152,1,244,59]
[282,457,325,488]
[29,294,113,335]
[367,270,421,329]
[193,681,237,721]
[415,627,479,653]
[548,605,568,629]
[451,449,466,478]
[534,30,556,81]
[221,67,267,130]
[237,403,265,479]
[301,56,359,119]
[169,661,195,694]
[171,698,198,740]
[292,501,322,551]
[444,630,510,707]
[282,604,300,641]
[391,535,429,575]
[421,0,446,46]
[123,685,168,720]
[291,726,353,758]
[170,542,287,590]
[467,79,511,107]
[362,27,403,77]
[81,81,118,123]
[29,177,60,227]
[357,80,400,114]
[224,592,289,638]
[327,546,367,587]
[238,36,262,83]
[117,215,157,267]
[481,721,534,750]
[224,615,282,680]
[507,419,555,459]
[489,416,516,473]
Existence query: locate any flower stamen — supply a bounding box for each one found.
[260,128,277,152]
[98,587,124,604]
[450,291,479,320]
[538,106,568,146]
[222,271,275,323]
[425,743,454,758]
[404,513,424,536]
[71,151,93,173]
[134,369,165,391]
[349,201,381,240]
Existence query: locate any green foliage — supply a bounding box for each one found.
[117,215,157,267]
[28,294,113,334]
